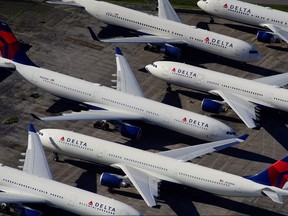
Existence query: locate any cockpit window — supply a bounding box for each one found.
[152,63,157,68]
[226,131,236,135]
[37,132,43,136]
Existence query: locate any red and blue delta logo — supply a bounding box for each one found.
[223,3,228,8]
[59,136,88,147]
[87,200,116,213]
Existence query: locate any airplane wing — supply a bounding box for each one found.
[32,109,143,122]
[114,164,159,207]
[46,1,83,7]
[0,190,46,203]
[115,47,144,97]
[22,124,52,179]
[94,34,184,44]
[210,90,258,128]
[158,134,248,162]
[253,72,288,87]
[263,24,288,43]
[158,0,182,23]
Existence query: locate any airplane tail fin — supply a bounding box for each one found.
[246,155,288,189]
[0,22,37,66]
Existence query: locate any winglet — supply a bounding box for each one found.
[28,124,36,133]
[115,47,123,56]
[31,113,43,121]
[87,26,100,41]
[238,134,249,141]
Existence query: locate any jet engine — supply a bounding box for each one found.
[100,173,129,188]
[144,44,181,59]
[256,31,281,43]
[201,99,227,114]
[118,122,142,140]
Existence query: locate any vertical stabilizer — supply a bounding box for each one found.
[246,155,288,189]
[0,22,37,66]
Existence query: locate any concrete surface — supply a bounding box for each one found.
[0,1,288,215]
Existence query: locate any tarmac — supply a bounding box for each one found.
[0,0,288,215]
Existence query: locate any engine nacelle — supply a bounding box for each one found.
[119,122,142,140]
[160,44,181,59]
[100,173,128,188]
[201,99,227,114]
[256,31,281,43]
[144,44,181,59]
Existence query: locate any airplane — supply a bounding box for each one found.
[0,22,237,142]
[38,127,252,207]
[46,0,261,62]
[0,124,141,215]
[197,0,288,44]
[145,60,288,129]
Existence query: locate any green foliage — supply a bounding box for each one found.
[3,116,19,124]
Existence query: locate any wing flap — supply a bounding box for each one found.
[264,24,288,43]
[158,0,181,23]
[211,90,258,128]
[115,47,144,97]
[158,135,248,161]
[253,72,288,87]
[22,125,52,179]
[114,164,159,207]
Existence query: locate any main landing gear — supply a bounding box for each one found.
[94,120,109,131]
[210,16,215,24]
[53,152,59,162]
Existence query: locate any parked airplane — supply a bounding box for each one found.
[38,127,252,207]
[145,61,288,129]
[197,0,288,43]
[0,124,140,215]
[0,22,237,141]
[47,0,261,62]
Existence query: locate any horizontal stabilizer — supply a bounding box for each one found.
[0,62,16,71]
[262,188,283,204]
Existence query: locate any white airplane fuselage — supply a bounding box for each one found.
[39,129,288,200]
[146,61,288,113]
[197,0,288,29]
[0,164,140,215]
[72,0,260,62]
[4,58,236,141]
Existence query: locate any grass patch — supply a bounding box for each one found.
[3,116,19,124]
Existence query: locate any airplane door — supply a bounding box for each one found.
[31,71,38,83]
[162,110,171,125]
[68,194,76,206]
[96,148,104,159]
[213,0,221,12]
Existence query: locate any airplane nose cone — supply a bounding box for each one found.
[197,0,205,8]
[145,65,151,73]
